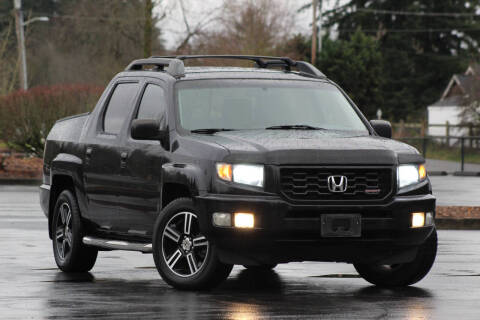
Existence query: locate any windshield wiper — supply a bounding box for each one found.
[265,125,326,130]
[190,128,235,134]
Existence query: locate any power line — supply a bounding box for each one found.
[337,27,480,33]
[356,8,480,17]
[2,15,478,34]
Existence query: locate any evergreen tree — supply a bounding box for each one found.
[319,30,384,119]
[323,0,480,120]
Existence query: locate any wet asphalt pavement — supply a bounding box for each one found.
[430,175,480,206]
[1,185,480,319]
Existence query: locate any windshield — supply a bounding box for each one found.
[176,80,369,133]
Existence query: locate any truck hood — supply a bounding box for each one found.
[192,130,421,165]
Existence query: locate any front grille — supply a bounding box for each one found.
[279,166,394,202]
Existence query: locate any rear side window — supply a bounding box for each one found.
[136,84,166,120]
[103,82,139,134]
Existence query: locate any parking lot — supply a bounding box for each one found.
[1,185,479,319]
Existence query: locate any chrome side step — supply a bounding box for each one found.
[83,236,152,253]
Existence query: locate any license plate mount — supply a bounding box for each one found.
[321,214,361,237]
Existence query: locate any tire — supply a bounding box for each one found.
[243,264,277,271]
[354,228,437,287]
[152,198,233,290]
[52,190,98,272]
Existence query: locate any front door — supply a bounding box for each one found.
[115,82,168,238]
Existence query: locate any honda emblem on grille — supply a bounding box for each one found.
[327,175,348,193]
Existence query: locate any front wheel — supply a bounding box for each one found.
[354,228,437,287]
[152,198,233,290]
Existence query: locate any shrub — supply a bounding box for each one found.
[0,84,103,156]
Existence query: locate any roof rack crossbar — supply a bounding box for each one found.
[150,55,325,78]
[155,55,294,68]
[125,58,185,78]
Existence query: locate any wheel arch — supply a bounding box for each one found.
[161,163,209,209]
[48,153,85,239]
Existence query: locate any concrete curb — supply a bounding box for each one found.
[436,219,480,230]
[0,178,41,186]
[453,171,480,177]
[436,206,480,230]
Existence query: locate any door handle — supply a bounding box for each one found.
[85,147,93,165]
[120,152,128,168]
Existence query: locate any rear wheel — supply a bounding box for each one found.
[153,198,233,290]
[354,228,437,287]
[52,190,98,272]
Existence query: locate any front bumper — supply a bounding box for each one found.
[195,193,436,265]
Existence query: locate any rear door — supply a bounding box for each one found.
[115,81,169,237]
[83,80,141,231]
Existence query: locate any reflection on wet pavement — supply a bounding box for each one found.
[36,269,438,320]
[1,186,480,319]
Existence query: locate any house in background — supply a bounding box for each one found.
[427,64,479,140]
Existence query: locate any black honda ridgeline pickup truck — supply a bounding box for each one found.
[40,55,436,290]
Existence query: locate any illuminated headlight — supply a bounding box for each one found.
[216,163,264,187]
[397,164,427,189]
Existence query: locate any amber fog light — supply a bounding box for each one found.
[216,163,232,182]
[234,212,254,228]
[412,212,425,228]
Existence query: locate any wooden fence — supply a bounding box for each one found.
[392,121,480,147]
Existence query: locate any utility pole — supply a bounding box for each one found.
[13,0,49,90]
[318,0,323,54]
[311,0,317,65]
[311,0,323,65]
[14,0,27,90]
[144,0,153,58]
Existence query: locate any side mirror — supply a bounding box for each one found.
[131,118,166,140]
[370,120,392,139]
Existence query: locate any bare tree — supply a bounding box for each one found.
[189,0,297,57]
[144,0,154,57]
[171,0,223,53]
[0,21,19,95]
[27,0,165,86]
[460,76,480,136]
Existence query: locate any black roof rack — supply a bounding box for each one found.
[125,55,326,79]
[172,55,295,68]
[151,55,326,78]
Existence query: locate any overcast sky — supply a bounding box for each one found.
[156,0,342,50]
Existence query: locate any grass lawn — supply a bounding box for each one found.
[399,138,480,164]
[428,146,480,164]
